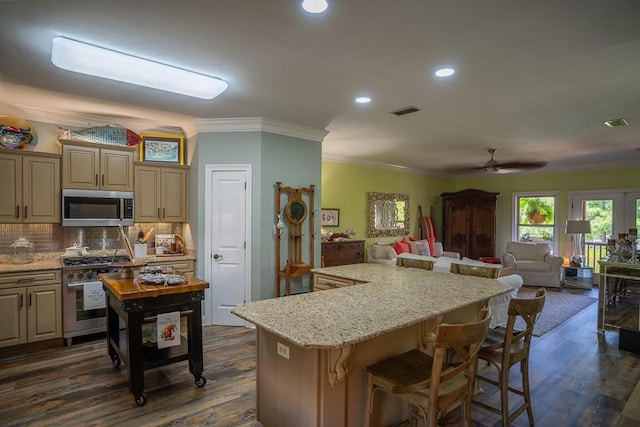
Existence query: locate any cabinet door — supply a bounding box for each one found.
[134,165,161,222]
[161,167,187,222]
[28,284,62,342]
[443,199,471,258]
[0,287,27,347]
[101,148,134,191]
[469,203,496,259]
[62,144,100,189]
[0,152,22,223]
[23,156,61,223]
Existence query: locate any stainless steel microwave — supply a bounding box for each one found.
[62,189,134,227]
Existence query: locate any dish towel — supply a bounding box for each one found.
[157,311,180,349]
[83,281,105,310]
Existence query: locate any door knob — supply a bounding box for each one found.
[213,254,223,260]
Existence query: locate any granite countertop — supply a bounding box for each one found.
[0,251,197,274]
[232,263,511,350]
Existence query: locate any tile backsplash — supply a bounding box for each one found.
[0,223,184,255]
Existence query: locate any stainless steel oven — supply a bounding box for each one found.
[62,255,129,345]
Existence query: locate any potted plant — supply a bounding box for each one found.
[522,198,553,224]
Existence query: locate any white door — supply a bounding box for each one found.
[205,165,251,326]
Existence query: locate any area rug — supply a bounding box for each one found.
[514,287,597,336]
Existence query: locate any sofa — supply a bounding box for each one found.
[367,241,460,266]
[502,241,563,288]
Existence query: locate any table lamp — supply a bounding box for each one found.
[566,220,591,267]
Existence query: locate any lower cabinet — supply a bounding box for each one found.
[313,273,366,291]
[0,270,62,348]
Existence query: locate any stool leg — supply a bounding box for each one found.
[521,358,535,425]
[500,364,510,427]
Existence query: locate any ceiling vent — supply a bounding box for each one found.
[604,118,628,128]
[391,106,421,116]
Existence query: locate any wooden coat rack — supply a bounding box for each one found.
[275,182,316,297]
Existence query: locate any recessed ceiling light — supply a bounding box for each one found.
[355,97,371,104]
[434,67,455,77]
[302,0,328,14]
[51,36,228,99]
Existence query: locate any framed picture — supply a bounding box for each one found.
[139,133,185,165]
[321,209,340,227]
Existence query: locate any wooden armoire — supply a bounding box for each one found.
[441,189,499,260]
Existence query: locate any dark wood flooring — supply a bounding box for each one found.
[1,284,639,426]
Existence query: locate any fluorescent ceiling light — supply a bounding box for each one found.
[434,67,455,77]
[355,96,371,104]
[302,0,328,13]
[51,37,228,100]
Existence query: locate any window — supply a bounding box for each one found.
[513,192,559,254]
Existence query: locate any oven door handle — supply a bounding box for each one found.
[66,281,103,288]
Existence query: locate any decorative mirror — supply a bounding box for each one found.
[285,199,308,224]
[367,192,410,238]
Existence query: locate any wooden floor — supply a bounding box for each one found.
[1,285,639,426]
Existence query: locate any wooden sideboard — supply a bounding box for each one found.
[321,240,365,267]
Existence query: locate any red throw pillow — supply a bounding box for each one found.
[426,237,436,256]
[394,240,410,255]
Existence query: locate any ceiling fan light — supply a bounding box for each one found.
[302,0,328,13]
[51,36,228,100]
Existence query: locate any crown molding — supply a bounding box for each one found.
[194,117,328,142]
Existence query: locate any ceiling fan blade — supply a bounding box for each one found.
[497,161,548,170]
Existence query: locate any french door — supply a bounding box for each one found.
[569,189,640,269]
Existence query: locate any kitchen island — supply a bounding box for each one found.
[99,272,209,406]
[232,263,511,426]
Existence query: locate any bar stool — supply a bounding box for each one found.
[364,308,491,427]
[396,257,434,270]
[450,262,501,279]
[472,288,546,426]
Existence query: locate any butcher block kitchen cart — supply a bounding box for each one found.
[99,272,209,406]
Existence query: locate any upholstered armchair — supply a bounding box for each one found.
[502,242,563,288]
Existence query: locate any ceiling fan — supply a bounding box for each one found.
[447,148,548,174]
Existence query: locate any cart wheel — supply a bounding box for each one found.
[134,392,147,406]
[194,375,207,387]
[111,355,121,368]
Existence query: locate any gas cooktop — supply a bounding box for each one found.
[62,255,131,268]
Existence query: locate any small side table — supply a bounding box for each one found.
[563,266,593,289]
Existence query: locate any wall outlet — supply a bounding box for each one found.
[277,342,290,359]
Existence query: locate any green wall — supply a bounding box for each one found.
[321,161,640,258]
[321,162,455,245]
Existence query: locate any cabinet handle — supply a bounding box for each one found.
[24,205,27,219]
[15,205,19,219]
[158,208,161,219]
[163,208,166,219]
[95,174,98,186]
[102,174,105,187]
[19,294,23,308]
[28,293,32,307]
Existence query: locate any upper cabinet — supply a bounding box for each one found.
[0,151,60,223]
[134,163,188,222]
[60,140,135,191]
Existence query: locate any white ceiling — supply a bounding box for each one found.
[1,0,640,175]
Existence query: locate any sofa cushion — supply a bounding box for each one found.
[409,240,431,256]
[514,260,552,272]
[371,244,389,260]
[427,237,437,256]
[394,240,410,255]
[506,242,549,261]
